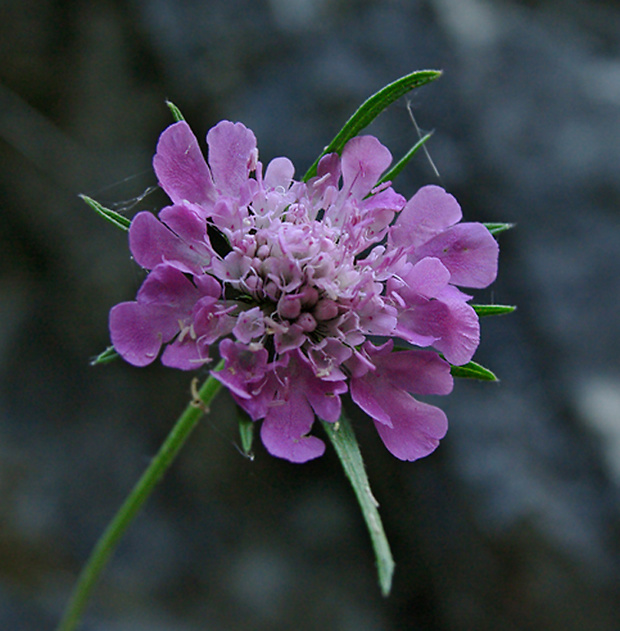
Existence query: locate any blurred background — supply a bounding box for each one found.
[1,0,619,629]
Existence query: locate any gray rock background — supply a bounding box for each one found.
[1,0,619,629]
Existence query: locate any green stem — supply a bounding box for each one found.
[321,414,395,596]
[56,361,225,631]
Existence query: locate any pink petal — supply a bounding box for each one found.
[129,209,207,274]
[400,257,451,299]
[230,367,280,422]
[313,152,341,193]
[214,338,269,399]
[350,372,393,427]
[274,323,305,354]
[109,302,176,367]
[430,289,480,365]
[368,343,453,396]
[372,396,448,461]
[161,336,209,370]
[394,299,447,348]
[358,187,406,243]
[194,273,221,298]
[135,264,198,310]
[264,156,295,189]
[301,372,347,423]
[109,264,200,366]
[391,185,462,250]
[350,356,449,461]
[256,353,346,462]
[415,223,499,288]
[261,400,325,463]
[206,121,257,197]
[233,307,266,344]
[153,121,216,207]
[341,135,392,199]
[159,204,211,256]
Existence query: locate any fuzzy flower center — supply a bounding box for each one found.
[218,208,368,375]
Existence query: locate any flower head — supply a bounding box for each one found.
[110,120,498,462]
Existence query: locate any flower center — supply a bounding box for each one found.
[221,217,365,367]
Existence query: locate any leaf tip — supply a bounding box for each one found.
[90,346,120,366]
[165,100,185,122]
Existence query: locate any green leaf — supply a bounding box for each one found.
[237,411,255,460]
[376,132,434,186]
[484,222,514,236]
[165,100,186,123]
[303,70,442,181]
[321,414,395,596]
[80,194,131,231]
[90,346,119,366]
[450,360,498,381]
[472,304,516,317]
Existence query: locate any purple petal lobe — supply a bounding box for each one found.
[350,341,451,461]
[372,399,448,461]
[415,223,499,288]
[109,302,174,366]
[401,257,451,299]
[341,135,392,199]
[261,402,325,463]
[153,121,215,207]
[109,264,200,366]
[159,204,210,251]
[391,185,462,250]
[394,299,446,348]
[233,307,265,344]
[129,208,208,274]
[207,121,257,197]
[264,157,295,189]
[430,289,480,365]
[256,353,345,462]
[194,273,221,298]
[214,338,269,399]
[129,211,178,270]
[135,264,198,310]
[161,336,208,370]
[370,343,453,395]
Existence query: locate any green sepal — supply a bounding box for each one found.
[165,100,186,123]
[376,132,434,186]
[303,69,442,181]
[484,222,514,236]
[90,346,120,366]
[472,304,516,317]
[237,411,255,460]
[80,194,131,231]
[450,360,498,381]
[321,414,395,596]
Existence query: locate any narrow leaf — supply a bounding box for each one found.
[237,411,255,460]
[80,194,131,231]
[377,132,434,186]
[484,222,514,236]
[165,100,186,122]
[450,360,498,381]
[472,304,516,317]
[90,346,120,366]
[303,70,442,181]
[321,415,395,596]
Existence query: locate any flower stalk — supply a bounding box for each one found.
[56,361,224,631]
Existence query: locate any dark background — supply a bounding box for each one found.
[1,0,619,629]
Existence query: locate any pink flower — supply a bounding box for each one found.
[110,120,499,462]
